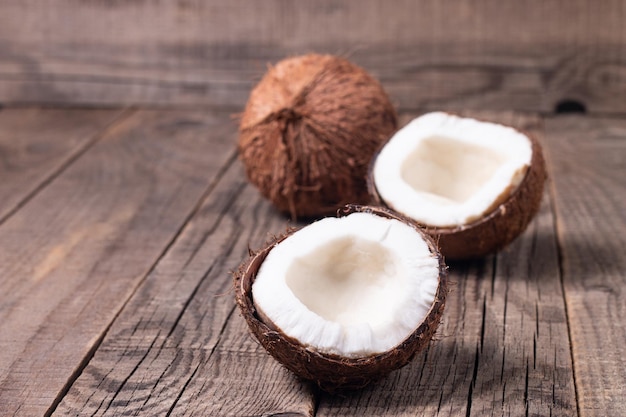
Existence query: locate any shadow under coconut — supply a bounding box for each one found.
[442,210,560,284]
[455,207,621,287]
[316,326,572,415]
[315,336,487,415]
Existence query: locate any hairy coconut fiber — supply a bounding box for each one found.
[238,54,398,219]
[368,126,547,260]
[233,205,448,392]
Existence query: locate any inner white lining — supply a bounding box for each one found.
[252,213,440,357]
[374,112,532,227]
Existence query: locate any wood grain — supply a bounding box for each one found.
[1,108,623,415]
[0,109,237,416]
[55,160,316,416]
[0,108,126,222]
[544,116,626,416]
[1,1,626,113]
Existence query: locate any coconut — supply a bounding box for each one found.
[368,112,547,259]
[234,205,447,392]
[238,54,398,219]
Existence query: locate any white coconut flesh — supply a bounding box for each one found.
[373,112,533,227]
[252,212,440,358]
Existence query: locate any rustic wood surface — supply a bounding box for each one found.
[0,108,126,221]
[1,1,626,113]
[1,3,624,415]
[544,116,626,417]
[0,107,623,416]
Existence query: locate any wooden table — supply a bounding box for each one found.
[0,107,624,416]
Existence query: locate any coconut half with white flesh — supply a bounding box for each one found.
[369,112,547,259]
[234,205,447,392]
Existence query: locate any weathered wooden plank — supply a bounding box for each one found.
[169,317,315,417]
[1,1,625,113]
[0,108,127,221]
[55,160,316,416]
[0,109,237,416]
[544,116,626,416]
[315,113,577,416]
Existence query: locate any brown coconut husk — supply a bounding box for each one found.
[367,120,547,260]
[233,205,448,392]
[238,54,398,219]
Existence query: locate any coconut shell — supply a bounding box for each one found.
[238,54,398,219]
[233,205,448,392]
[367,123,547,260]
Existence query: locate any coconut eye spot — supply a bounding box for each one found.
[285,236,401,327]
[400,135,509,204]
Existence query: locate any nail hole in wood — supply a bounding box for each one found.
[554,99,587,114]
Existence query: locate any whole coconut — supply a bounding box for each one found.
[238,54,398,219]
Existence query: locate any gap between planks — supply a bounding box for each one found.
[0,108,242,416]
[45,150,240,417]
[0,107,134,225]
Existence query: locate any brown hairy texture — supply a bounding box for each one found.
[233,205,448,393]
[367,119,547,260]
[238,54,398,219]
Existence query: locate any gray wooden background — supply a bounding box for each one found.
[1,2,625,416]
[1,0,625,114]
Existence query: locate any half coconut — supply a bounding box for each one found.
[234,205,447,392]
[369,112,547,259]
